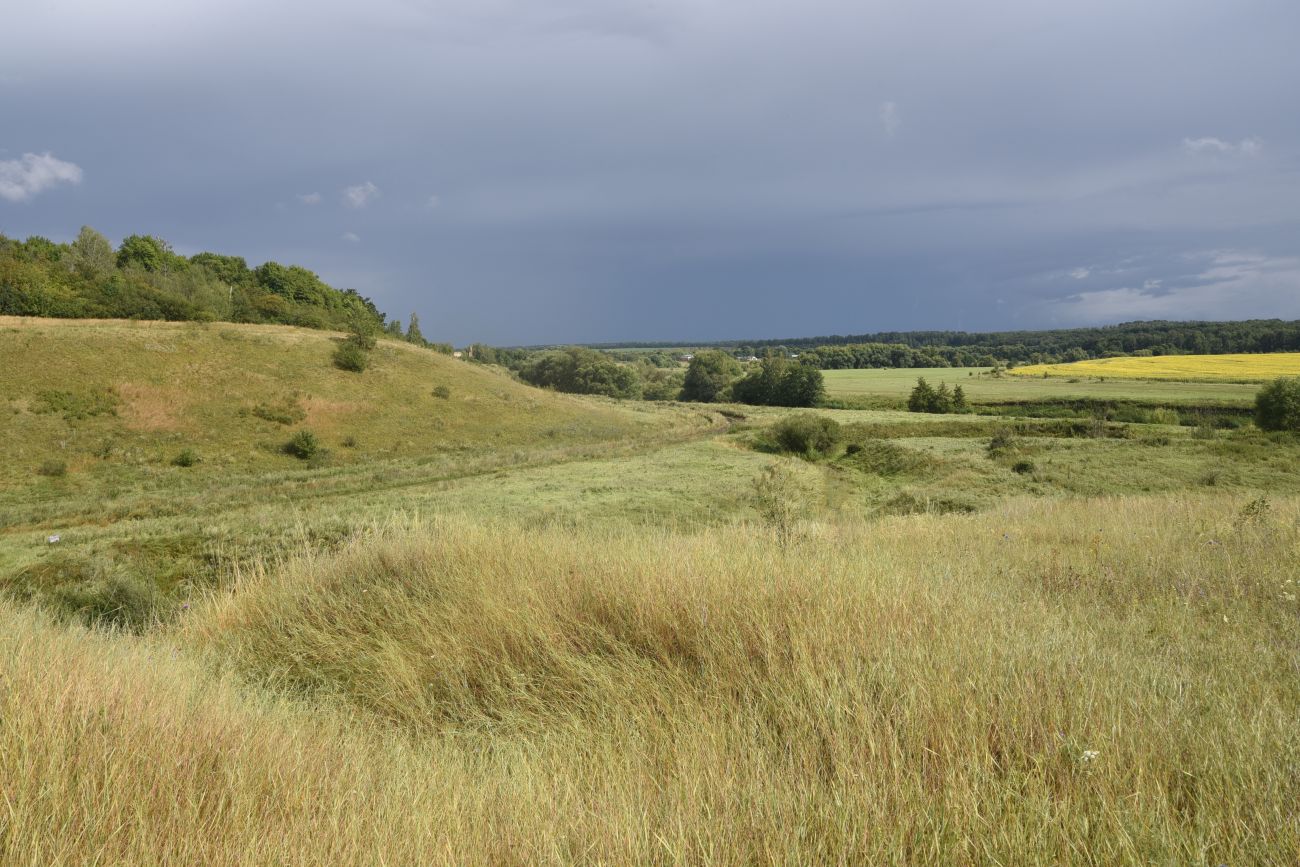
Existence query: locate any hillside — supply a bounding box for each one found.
[0,317,693,485]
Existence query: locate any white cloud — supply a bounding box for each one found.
[879,101,900,137]
[343,181,380,208]
[298,192,322,205]
[341,231,361,242]
[1047,250,1300,323]
[1182,136,1261,156]
[0,152,83,202]
[1068,267,1090,280]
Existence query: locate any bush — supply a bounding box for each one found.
[987,428,1017,457]
[37,459,67,477]
[1254,377,1300,432]
[285,430,320,460]
[333,340,370,372]
[251,399,306,425]
[172,449,200,467]
[1011,460,1035,475]
[770,413,842,458]
[431,385,451,399]
[907,378,965,413]
[341,435,360,449]
[843,440,935,476]
[751,463,802,547]
[3,558,158,632]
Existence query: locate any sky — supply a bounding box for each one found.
[3,0,1300,345]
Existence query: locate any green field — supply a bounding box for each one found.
[822,366,1260,405]
[2,319,1298,864]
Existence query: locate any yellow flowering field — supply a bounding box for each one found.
[1011,352,1300,382]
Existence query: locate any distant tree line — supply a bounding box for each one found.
[579,320,1300,369]
[0,227,410,338]
[506,346,824,406]
[739,321,1300,367]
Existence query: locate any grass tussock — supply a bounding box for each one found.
[6,497,1267,864]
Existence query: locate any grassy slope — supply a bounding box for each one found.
[3,499,1296,864]
[822,366,1259,405]
[0,316,694,484]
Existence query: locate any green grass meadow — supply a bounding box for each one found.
[2,319,1298,864]
[822,366,1261,406]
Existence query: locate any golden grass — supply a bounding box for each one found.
[1011,353,1300,382]
[0,317,706,482]
[4,496,1297,864]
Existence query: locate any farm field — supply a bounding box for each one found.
[2,319,1298,864]
[1012,352,1300,382]
[821,366,1258,405]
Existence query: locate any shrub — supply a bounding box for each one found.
[987,428,1017,457]
[285,430,320,460]
[3,557,158,632]
[34,388,119,420]
[770,413,842,458]
[305,448,332,469]
[251,399,306,425]
[37,459,67,478]
[843,440,935,476]
[341,435,360,449]
[751,463,802,547]
[333,340,369,372]
[878,491,977,516]
[1011,460,1035,475]
[1254,377,1300,432]
[431,385,451,399]
[172,449,200,468]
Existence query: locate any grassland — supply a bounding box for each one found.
[2,318,1298,864]
[1012,352,1300,382]
[0,316,704,485]
[822,366,1260,406]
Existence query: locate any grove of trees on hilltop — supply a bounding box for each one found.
[0,227,390,334]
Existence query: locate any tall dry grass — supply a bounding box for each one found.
[3,495,1298,864]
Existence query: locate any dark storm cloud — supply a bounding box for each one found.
[3,0,1300,343]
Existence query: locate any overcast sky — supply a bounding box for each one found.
[3,0,1299,344]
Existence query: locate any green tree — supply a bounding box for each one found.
[774,364,824,407]
[907,377,955,413]
[65,226,115,279]
[907,377,936,412]
[1255,377,1300,431]
[406,312,425,346]
[519,347,641,399]
[190,252,251,287]
[117,235,181,273]
[679,351,741,402]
